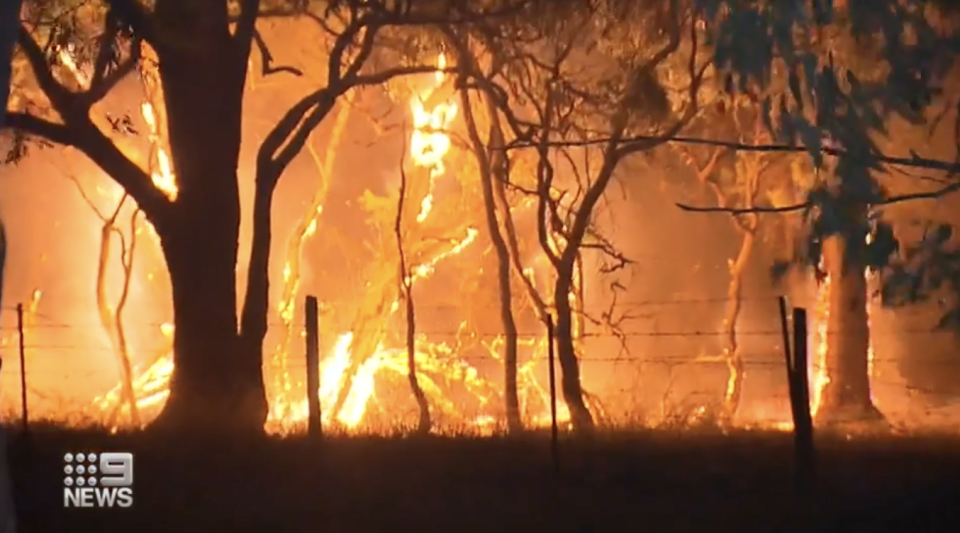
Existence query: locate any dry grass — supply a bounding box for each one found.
[5,422,960,533]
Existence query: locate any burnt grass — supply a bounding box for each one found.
[6,423,960,533]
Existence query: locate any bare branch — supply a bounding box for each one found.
[65,174,108,222]
[259,64,450,178]
[5,112,73,144]
[70,118,173,225]
[511,134,960,177]
[251,27,303,77]
[8,108,172,224]
[678,178,960,216]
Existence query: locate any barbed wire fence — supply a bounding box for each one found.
[0,293,958,430]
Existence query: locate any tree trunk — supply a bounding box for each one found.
[482,171,521,433]
[396,163,431,434]
[238,167,275,400]
[815,229,884,426]
[402,279,431,434]
[460,89,522,433]
[94,205,140,428]
[720,225,753,424]
[553,266,594,432]
[153,215,267,432]
[147,12,267,433]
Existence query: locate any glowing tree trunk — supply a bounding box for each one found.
[816,219,883,425]
[674,143,757,423]
[459,87,522,433]
[108,209,142,428]
[718,186,758,424]
[720,148,765,424]
[80,190,140,427]
[808,145,884,427]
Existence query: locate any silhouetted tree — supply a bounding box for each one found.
[3,0,491,434]
[452,0,709,432]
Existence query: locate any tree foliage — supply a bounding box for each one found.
[696,0,960,330]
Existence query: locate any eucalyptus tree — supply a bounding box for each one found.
[685,0,960,424]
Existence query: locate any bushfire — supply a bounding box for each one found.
[4,45,918,436]
[82,52,576,433]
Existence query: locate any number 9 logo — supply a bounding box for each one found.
[99,452,133,487]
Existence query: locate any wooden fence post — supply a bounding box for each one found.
[790,307,816,495]
[305,295,321,438]
[778,296,816,497]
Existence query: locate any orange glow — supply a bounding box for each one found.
[38,44,915,437]
[82,49,579,434]
[810,275,830,416]
[809,275,877,421]
[264,52,474,431]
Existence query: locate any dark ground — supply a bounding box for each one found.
[6,424,960,533]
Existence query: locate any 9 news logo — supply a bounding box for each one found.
[62,452,134,508]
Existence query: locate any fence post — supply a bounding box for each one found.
[790,307,816,495]
[305,295,321,438]
[546,314,559,475]
[16,303,26,434]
